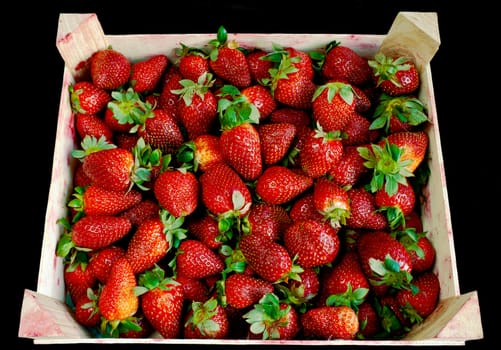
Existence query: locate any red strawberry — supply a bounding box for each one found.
[75,112,113,142]
[98,257,139,323]
[174,239,225,279]
[298,125,344,179]
[369,94,429,134]
[176,43,211,82]
[342,112,379,146]
[273,74,316,110]
[119,198,160,227]
[208,26,251,88]
[103,89,139,133]
[177,275,210,303]
[63,259,96,304]
[71,215,132,250]
[223,273,274,309]
[68,184,142,217]
[136,107,185,154]
[345,187,388,230]
[243,292,300,340]
[183,297,230,339]
[126,210,187,274]
[244,202,292,242]
[255,165,313,205]
[239,233,299,283]
[176,134,224,173]
[269,107,311,127]
[289,193,324,222]
[312,177,350,228]
[186,213,222,250]
[319,41,372,85]
[158,65,184,119]
[129,54,169,93]
[138,265,185,339]
[172,72,218,140]
[351,84,373,113]
[258,122,296,165]
[199,162,252,218]
[395,271,440,323]
[153,167,199,217]
[328,145,369,188]
[283,219,340,268]
[246,49,274,84]
[87,245,126,285]
[356,230,413,296]
[317,250,370,307]
[241,84,277,120]
[74,288,101,328]
[89,48,131,90]
[356,301,381,339]
[368,53,420,96]
[374,182,416,230]
[283,267,320,310]
[384,130,428,173]
[301,305,359,340]
[312,80,356,132]
[69,81,111,115]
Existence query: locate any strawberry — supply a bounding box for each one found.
[244,202,292,242]
[119,198,160,227]
[283,219,340,268]
[317,250,370,308]
[269,107,311,127]
[351,84,373,114]
[199,162,252,219]
[384,131,428,173]
[153,167,199,217]
[63,257,96,304]
[217,84,263,181]
[328,145,369,188]
[158,65,184,119]
[301,305,359,340]
[74,288,101,328]
[186,213,223,250]
[103,88,140,133]
[70,215,132,250]
[311,80,356,132]
[98,257,139,325]
[312,177,350,228]
[258,122,296,165]
[374,182,416,230]
[289,193,324,222]
[342,112,379,146]
[246,49,274,84]
[176,134,224,173]
[183,297,229,339]
[240,84,277,121]
[89,48,131,90]
[255,165,313,205]
[356,301,381,339]
[395,271,440,323]
[174,239,225,279]
[356,230,413,296]
[176,43,211,82]
[69,81,111,115]
[239,233,300,283]
[280,267,320,311]
[368,53,420,96]
[68,184,142,218]
[126,209,187,274]
[318,41,372,85]
[298,125,344,179]
[137,265,185,339]
[88,245,126,284]
[243,293,300,340]
[73,162,93,188]
[119,312,155,338]
[172,72,218,140]
[223,273,274,309]
[345,187,388,230]
[369,93,429,134]
[176,274,210,303]
[129,54,169,93]
[75,112,113,142]
[208,26,252,88]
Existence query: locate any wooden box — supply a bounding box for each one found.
[18,12,483,345]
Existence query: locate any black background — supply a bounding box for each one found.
[12,1,495,349]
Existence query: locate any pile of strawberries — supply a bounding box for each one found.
[57,26,440,340]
